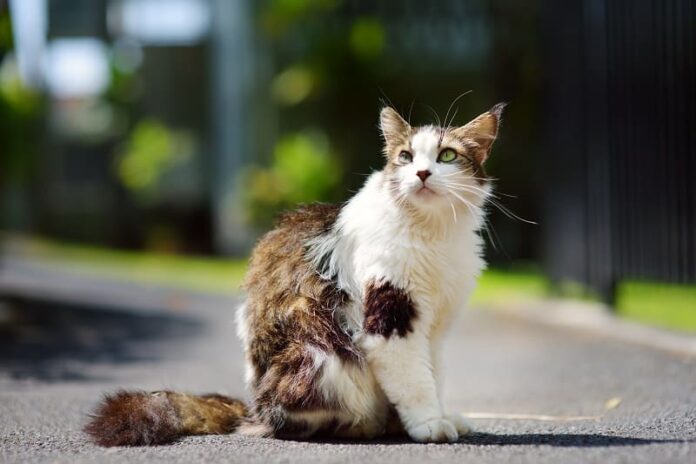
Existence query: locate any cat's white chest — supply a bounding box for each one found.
[403,230,482,327]
[334,172,485,334]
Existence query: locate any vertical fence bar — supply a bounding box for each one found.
[544,0,696,301]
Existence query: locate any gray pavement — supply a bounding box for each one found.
[0,272,695,463]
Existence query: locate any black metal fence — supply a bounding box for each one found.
[543,0,696,302]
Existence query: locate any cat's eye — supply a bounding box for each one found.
[398,151,413,163]
[438,149,457,163]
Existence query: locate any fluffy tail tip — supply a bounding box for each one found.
[84,390,180,447]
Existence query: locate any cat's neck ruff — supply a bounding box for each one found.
[308,170,486,298]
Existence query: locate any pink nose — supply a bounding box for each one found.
[416,170,431,182]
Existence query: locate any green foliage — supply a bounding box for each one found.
[258,2,391,215]
[349,18,385,60]
[243,129,342,227]
[0,56,44,186]
[0,59,41,115]
[0,8,13,54]
[271,65,315,106]
[261,0,340,37]
[115,119,193,199]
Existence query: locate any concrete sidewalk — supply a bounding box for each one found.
[0,264,694,463]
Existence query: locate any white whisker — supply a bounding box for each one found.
[448,189,478,218]
[449,184,536,225]
[451,189,502,252]
[446,182,492,195]
[446,186,493,199]
[443,90,473,129]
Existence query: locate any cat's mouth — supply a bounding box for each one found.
[416,185,438,196]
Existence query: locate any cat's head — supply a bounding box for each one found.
[380,103,505,216]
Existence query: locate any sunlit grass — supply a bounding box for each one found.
[616,281,696,332]
[470,267,548,305]
[473,269,696,333]
[3,235,247,295]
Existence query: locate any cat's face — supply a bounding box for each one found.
[380,104,504,215]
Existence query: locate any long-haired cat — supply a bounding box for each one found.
[85,102,505,446]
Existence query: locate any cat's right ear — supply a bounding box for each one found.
[379,107,411,152]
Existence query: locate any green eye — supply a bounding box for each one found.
[398,151,413,163]
[438,149,457,163]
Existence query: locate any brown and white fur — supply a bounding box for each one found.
[85,103,505,446]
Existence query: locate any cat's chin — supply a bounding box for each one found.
[406,187,453,211]
[415,186,438,197]
[409,185,450,203]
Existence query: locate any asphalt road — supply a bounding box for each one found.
[0,286,694,463]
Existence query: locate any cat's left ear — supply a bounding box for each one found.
[379,106,411,153]
[452,102,506,164]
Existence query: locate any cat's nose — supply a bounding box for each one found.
[416,170,431,182]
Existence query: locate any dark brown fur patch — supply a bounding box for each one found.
[243,203,360,435]
[363,280,417,338]
[84,390,181,447]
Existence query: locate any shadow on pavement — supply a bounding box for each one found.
[459,432,687,447]
[313,432,686,448]
[0,297,203,382]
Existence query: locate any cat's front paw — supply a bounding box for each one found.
[407,418,459,443]
[444,413,474,436]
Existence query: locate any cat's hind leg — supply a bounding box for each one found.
[314,351,389,439]
[249,342,388,440]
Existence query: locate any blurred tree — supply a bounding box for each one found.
[0,59,43,184]
[0,0,10,60]
[114,118,195,204]
[245,1,389,230]
[243,128,342,228]
[0,5,45,231]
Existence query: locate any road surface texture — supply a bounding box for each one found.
[0,270,694,463]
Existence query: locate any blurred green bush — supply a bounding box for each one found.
[115,118,194,202]
[242,128,342,228]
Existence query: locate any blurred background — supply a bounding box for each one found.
[0,0,694,331]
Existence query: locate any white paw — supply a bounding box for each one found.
[407,418,459,443]
[444,413,474,436]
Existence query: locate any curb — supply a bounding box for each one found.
[485,298,696,358]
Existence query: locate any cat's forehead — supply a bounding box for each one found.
[409,126,464,153]
[410,126,440,153]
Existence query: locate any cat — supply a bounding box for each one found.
[85,102,505,446]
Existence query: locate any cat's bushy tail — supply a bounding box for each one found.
[84,390,248,446]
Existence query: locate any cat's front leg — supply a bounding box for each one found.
[360,280,459,443]
[431,342,474,436]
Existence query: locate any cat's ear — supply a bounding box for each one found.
[452,102,506,164]
[379,106,411,151]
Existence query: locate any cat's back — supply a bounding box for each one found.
[245,203,341,285]
[243,202,346,322]
[275,203,341,240]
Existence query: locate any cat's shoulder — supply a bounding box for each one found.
[246,203,344,288]
[276,202,343,235]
